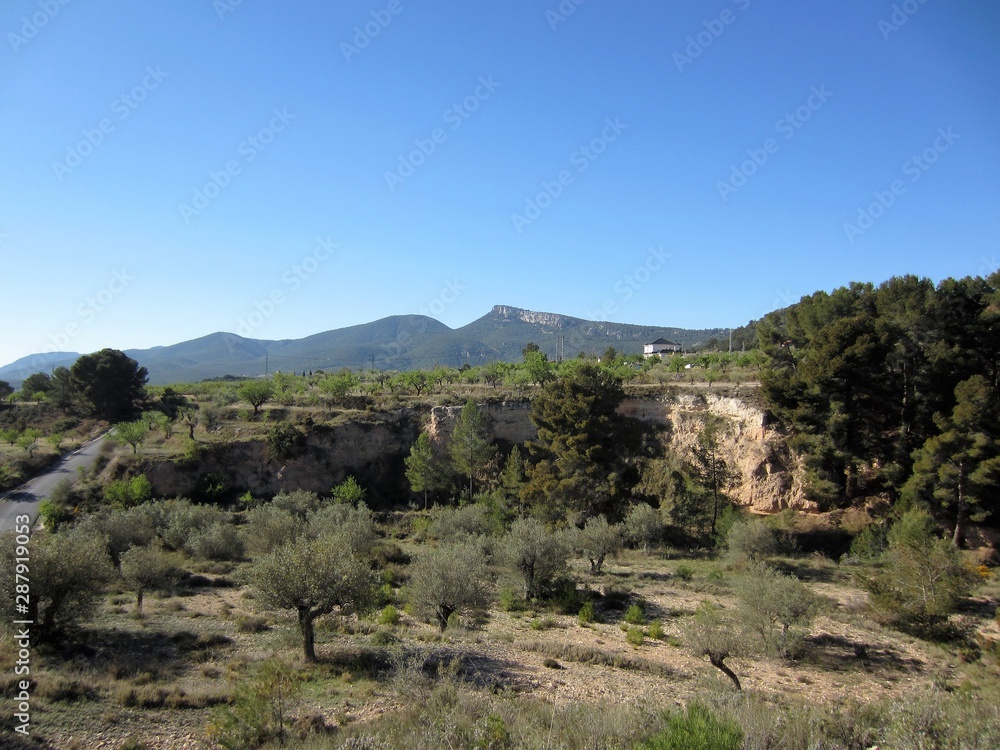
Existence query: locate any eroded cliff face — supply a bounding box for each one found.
[116,391,808,512]
[618,392,812,512]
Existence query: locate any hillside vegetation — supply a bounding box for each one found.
[2,272,999,749]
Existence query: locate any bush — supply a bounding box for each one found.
[265,422,304,461]
[733,562,820,659]
[626,626,645,648]
[625,603,646,625]
[161,499,226,551]
[638,703,743,750]
[725,518,778,563]
[242,504,303,555]
[578,601,596,626]
[104,474,154,509]
[648,619,664,640]
[429,503,502,541]
[624,503,664,553]
[847,522,889,562]
[119,545,182,613]
[307,502,376,558]
[674,564,694,581]
[377,605,401,626]
[188,522,245,562]
[864,509,979,635]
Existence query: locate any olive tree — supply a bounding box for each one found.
[573,515,623,574]
[407,541,493,630]
[733,563,821,659]
[3,528,114,641]
[682,601,747,691]
[120,544,182,613]
[246,535,376,661]
[500,517,569,600]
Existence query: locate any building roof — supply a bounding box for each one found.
[647,338,680,346]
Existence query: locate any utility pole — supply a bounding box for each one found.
[728,329,732,353]
[264,354,268,376]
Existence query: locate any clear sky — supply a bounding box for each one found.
[1,0,998,368]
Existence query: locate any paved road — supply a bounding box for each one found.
[0,434,109,532]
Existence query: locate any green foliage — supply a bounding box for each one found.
[119,544,182,613]
[574,515,623,574]
[236,378,275,416]
[847,522,889,562]
[733,563,821,659]
[682,602,747,691]
[500,516,570,600]
[71,348,148,421]
[245,534,376,661]
[648,619,664,640]
[187,521,245,561]
[330,475,367,505]
[864,508,979,635]
[207,658,300,749]
[2,527,115,641]
[112,419,148,454]
[407,540,493,631]
[264,421,304,461]
[637,703,743,750]
[405,431,453,507]
[626,626,645,648]
[725,518,778,563]
[578,601,596,625]
[429,502,502,541]
[674,564,694,581]
[160,499,225,551]
[623,503,664,553]
[242,504,303,555]
[377,604,401,626]
[448,399,497,496]
[524,363,652,522]
[104,474,154,509]
[624,603,646,625]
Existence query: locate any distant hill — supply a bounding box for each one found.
[0,306,729,386]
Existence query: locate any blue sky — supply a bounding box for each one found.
[1,0,998,368]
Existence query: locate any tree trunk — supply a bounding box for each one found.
[298,607,317,662]
[136,588,144,614]
[952,464,967,548]
[708,653,742,691]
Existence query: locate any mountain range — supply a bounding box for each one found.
[0,305,729,386]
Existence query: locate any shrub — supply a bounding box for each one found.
[848,522,889,562]
[864,509,979,635]
[104,474,154,509]
[638,703,743,750]
[265,422,304,461]
[626,626,645,648]
[733,562,820,659]
[119,545,182,613]
[429,503,502,541]
[625,603,646,625]
[674,564,694,581]
[648,619,665,640]
[377,605,401,626]
[623,503,664,553]
[307,502,376,558]
[726,518,778,563]
[578,601,596,626]
[161,499,226,551]
[243,504,303,555]
[331,475,367,505]
[188,522,245,562]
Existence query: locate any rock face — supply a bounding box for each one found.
[618,392,813,512]
[120,391,808,512]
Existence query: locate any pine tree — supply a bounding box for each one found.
[449,400,496,497]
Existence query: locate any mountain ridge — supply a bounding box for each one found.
[0,305,729,386]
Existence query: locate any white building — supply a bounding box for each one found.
[643,338,682,358]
